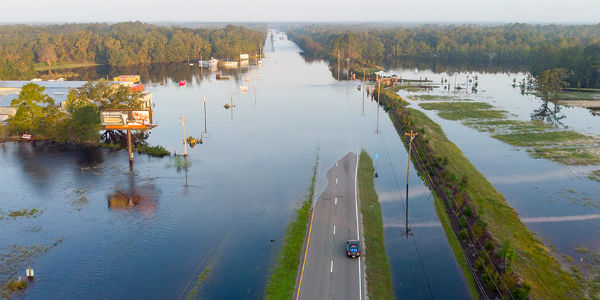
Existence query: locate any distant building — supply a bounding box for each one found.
[240,53,249,60]
[221,61,239,69]
[199,58,219,68]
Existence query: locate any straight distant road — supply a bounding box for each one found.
[295,152,365,300]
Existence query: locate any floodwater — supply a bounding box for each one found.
[384,67,600,264]
[1,31,470,299]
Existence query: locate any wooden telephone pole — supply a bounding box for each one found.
[362,67,365,116]
[376,79,381,133]
[402,130,417,237]
[230,78,233,120]
[127,129,133,169]
[337,51,340,80]
[180,115,187,157]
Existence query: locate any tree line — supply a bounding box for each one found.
[0,22,266,80]
[285,23,600,88]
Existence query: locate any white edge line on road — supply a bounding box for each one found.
[335,197,337,205]
[336,177,338,184]
[330,260,334,273]
[354,152,362,300]
[333,225,336,235]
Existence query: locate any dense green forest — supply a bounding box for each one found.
[0,22,266,80]
[286,24,600,88]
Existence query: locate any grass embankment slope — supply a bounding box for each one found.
[405,107,581,299]
[358,151,395,300]
[264,157,318,300]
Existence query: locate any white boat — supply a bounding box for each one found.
[240,86,248,93]
[31,78,42,82]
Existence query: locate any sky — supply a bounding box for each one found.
[0,0,599,24]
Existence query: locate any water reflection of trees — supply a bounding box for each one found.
[382,57,528,74]
[50,63,253,86]
[530,101,566,126]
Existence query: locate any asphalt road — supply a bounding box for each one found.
[295,152,365,300]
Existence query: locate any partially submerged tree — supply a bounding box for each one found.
[535,68,572,102]
[9,83,55,134]
[66,79,143,110]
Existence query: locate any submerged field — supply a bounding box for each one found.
[418,100,600,166]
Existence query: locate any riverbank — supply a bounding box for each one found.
[357,151,395,300]
[376,87,582,299]
[264,156,318,300]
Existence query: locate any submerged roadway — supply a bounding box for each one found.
[295,152,366,300]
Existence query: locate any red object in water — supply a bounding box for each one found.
[179,81,186,86]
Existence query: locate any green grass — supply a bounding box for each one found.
[135,144,171,157]
[433,194,480,299]
[100,143,171,157]
[419,102,507,121]
[493,131,586,147]
[33,62,100,71]
[358,151,395,300]
[589,170,600,182]
[185,267,211,300]
[575,245,589,254]
[6,208,42,218]
[264,157,318,300]
[401,107,582,299]
[419,99,600,165]
[466,120,552,134]
[408,94,472,101]
[530,146,600,165]
[2,279,26,295]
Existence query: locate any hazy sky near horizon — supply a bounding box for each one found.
[1,0,599,24]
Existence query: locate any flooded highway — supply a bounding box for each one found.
[0,30,470,299]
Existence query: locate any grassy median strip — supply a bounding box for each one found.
[358,151,395,300]
[264,157,318,300]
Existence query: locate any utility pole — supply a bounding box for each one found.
[200,55,203,73]
[127,129,133,170]
[362,67,365,116]
[180,115,187,157]
[337,51,340,81]
[346,58,350,78]
[376,79,381,134]
[402,130,417,237]
[203,97,208,134]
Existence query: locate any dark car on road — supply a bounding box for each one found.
[346,240,360,257]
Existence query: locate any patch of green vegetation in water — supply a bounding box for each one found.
[575,245,589,254]
[0,239,63,298]
[1,208,43,219]
[419,102,507,120]
[418,100,600,165]
[408,94,472,101]
[493,131,585,147]
[589,170,600,183]
[185,267,211,300]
